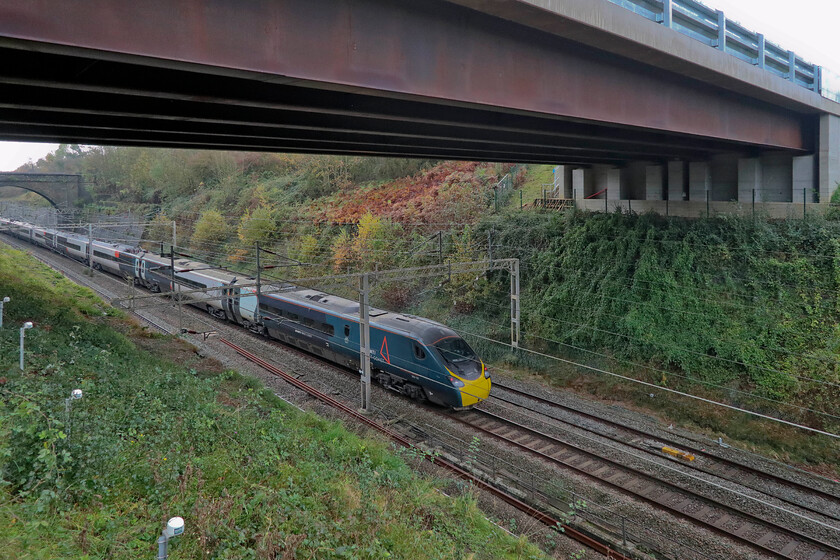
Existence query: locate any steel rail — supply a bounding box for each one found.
[0,232,634,558]
[217,337,632,560]
[448,408,840,560]
[492,381,840,521]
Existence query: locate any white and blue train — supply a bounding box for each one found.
[0,217,491,408]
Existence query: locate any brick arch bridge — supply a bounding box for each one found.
[0,173,90,208]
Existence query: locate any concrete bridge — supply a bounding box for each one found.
[0,0,837,207]
[0,173,88,209]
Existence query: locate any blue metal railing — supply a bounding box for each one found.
[607,0,840,102]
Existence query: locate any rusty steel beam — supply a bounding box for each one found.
[0,0,812,155]
[0,48,761,156]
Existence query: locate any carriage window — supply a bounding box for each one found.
[413,343,426,360]
[322,323,335,336]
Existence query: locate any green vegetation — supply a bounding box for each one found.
[0,245,548,559]
[514,165,556,208]
[456,210,840,470]
[16,145,840,470]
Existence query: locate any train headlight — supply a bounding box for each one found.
[449,376,465,388]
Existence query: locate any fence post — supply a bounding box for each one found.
[628,198,632,215]
[604,189,608,213]
[752,188,756,218]
[520,190,523,210]
[706,190,710,218]
[804,187,807,219]
[494,189,498,212]
[666,198,669,217]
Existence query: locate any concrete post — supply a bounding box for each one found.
[667,161,684,201]
[819,114,840,203]
[645,165,664,200]
[738,158,762,202]
[689,162,711,201]
[793,155,816,203]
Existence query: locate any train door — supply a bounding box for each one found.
[224,283,242,324]
[238,286,258,326]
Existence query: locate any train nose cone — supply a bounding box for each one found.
[459,373,491,407]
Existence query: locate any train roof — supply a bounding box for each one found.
[270,288,455,344]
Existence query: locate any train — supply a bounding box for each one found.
[0,216,491,408]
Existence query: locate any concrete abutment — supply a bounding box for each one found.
[552,123,840,214]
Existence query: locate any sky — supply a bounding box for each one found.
[0,0,838,172]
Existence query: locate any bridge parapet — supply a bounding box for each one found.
[0,173,88,209]
[607,0,837,100]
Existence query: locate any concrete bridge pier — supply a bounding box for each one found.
[820,115,840,203]
[554,165,574,198]
[668,162,686,201]
[793,155,817,203]
[738,159,762,202]
[572,168,592,200]
[645,165,664,201]
[689,162,711,202]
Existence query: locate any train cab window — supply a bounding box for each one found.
[413,343,426,361]
[344,325,350,337]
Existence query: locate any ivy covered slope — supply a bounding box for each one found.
[0,245,546,560]
[483,211,840,428]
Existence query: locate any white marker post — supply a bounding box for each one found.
[65,389,83,436]
[0,296,9,328]
[157,516,184,560]
[19,321,32,370]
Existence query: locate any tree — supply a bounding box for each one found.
[237,205,277,247]
[191,209,230,254]
[146,212,174,248]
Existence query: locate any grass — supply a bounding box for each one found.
[0,244,550,560]
[512,165,557,208]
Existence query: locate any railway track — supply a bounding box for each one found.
[492,381,840,522]
[448,407,840,560]
[8,234,840,559]
[216,338,632,560]
[0,235,634,559]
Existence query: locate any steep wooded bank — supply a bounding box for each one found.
[473,212,840,431]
